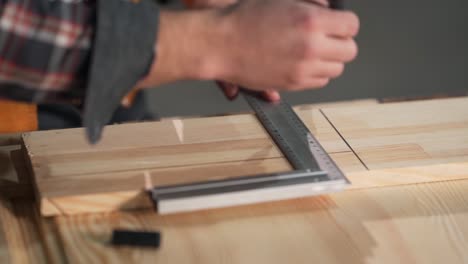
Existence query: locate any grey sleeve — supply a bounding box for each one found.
[83,0,159,144]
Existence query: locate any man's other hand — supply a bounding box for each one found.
[219,0,359,93]
[137,0,359,102]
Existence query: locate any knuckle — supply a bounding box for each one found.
[286,66,307,88]
[300,38,320,59]
[295,10,321,32]
[287,73,303,88]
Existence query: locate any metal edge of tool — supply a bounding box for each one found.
[149,92,350,214]
[153,170,329,199]
[242,91,321,170]
[242,91,349,184]
[150,1,350,213]
[156,177,347,214]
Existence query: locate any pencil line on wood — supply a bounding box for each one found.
[319,109,369,170]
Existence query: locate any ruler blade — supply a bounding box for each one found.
[242,90,348,183]
[149,90,349,214]
[152,169,347,214]
[153,169,329,199]
[242,91,320,170]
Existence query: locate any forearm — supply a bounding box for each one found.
[137,9,228,88]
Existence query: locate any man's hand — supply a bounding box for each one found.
[137,0,359,101]
[218,0,359,92]
[190,0,341,102]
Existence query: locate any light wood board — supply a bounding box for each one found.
[24,108,360,216]
[0,198,48,263]
[54,180,468,264]
[0,198,66,264]
[322,97,468,169]
[0,198,11,263]
[23,97,468,216]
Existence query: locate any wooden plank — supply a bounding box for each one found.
[39,152,363,216]
[0,198,11,263]
[36,212,68,264]
[34,109,348,178]
[322,97,468,170]
[24,108,357,216]
[23,111,348,156]
[0,199,48,263]
[26,109,346,186]
[347,161,468,191]
[23,98,468,216]
[0,198,66,264]
[54,180,468,264]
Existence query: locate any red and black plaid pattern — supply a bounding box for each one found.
[0,0,95,101]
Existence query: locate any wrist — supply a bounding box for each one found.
[137,9,230,88]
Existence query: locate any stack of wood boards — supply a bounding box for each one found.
[2,97,468,263]
[22,97,468,216]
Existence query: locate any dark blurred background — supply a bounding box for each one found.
[147,0,468,118]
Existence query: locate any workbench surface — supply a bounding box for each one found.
[1,97,468,263]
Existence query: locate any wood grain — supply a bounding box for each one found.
[36,210,68,264]
[54,180,468,264]
[37,152,361,216]
[0,198,11,263]
[22,98,468,216]
[23,111,348,156]
[0,199,48,263]
[322,97,468,169]
[24,108,358,216]
[347,161,468,190]
[3,98,468,263]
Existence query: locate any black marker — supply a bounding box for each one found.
[111,229,161,248]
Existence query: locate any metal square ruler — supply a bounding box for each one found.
[149,91,350,214]
[148,1,349,214]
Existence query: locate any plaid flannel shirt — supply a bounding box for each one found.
[0,0,159,143]
[0,0,94,102]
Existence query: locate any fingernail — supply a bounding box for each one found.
[270,92,281,102]
[265,91,280,102]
